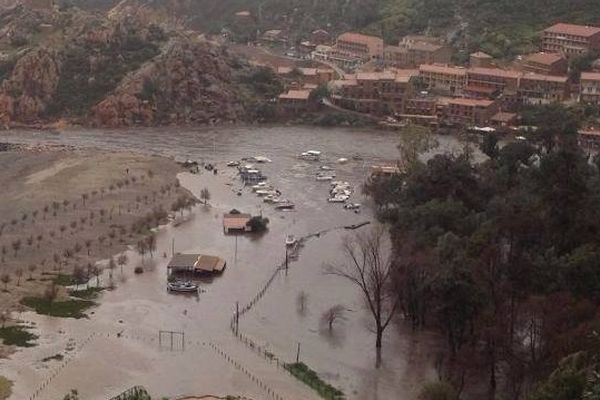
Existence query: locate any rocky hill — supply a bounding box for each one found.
[0,1,277,127]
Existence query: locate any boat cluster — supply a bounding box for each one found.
[251,182,295,210]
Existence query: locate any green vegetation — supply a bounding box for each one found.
[41,353,64,362]
[69,287,103,300]
[0,376,12,400]
[247,215,269,233]
[0,325,38,347]
[237,67,283,122]
[21,296,95,319]
[284,362,344,400]
[366,104,600,399]
[46,26,164,117]
[418,382,459,400]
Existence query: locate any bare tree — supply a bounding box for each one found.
[15,268,23,286]
[321,304,346,331]
[0,311,7,328]
[200,188,211,205]
[44,282,58,305]
[11,239,21,257]
[146,235,157,258]
[136,240,147,264]
[0,273,10,291]
[327,226,401,358]
[296,291,309,316]
[117,253,128,275]
[28,264,36,280]
[91,265,102,287]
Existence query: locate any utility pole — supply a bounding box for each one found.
[296,342,301,364]
[236,301,239,335]
[285,247,289,275]
[171,238,175,257]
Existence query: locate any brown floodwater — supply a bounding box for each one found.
[0,126,469,400]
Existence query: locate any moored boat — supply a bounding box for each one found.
[285,234,297,247]
[167,281,199,293]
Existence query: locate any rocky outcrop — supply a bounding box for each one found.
[0,48,60,123]
[91,38,246,127]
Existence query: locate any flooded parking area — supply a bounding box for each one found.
[0,126,462,400]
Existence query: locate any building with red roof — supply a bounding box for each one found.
[542,23,600,56]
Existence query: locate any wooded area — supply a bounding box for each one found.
[366,106,600,399]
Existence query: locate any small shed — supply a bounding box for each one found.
[167,253,227,275]
[223,213,252,233]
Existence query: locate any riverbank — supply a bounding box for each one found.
[0,145,192,356]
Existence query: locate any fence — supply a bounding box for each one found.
[109,386,151,400]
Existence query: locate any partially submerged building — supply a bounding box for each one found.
[167,253,227,275]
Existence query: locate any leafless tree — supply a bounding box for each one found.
[1,273,10,291]
[297,291,309,316]
[44,282,58,305]
[15,268,23,286]
[0,312,7,328]
[321,304,346,331]
[117,253,128,275]
[28,264,36,280]
[326,226,401,358]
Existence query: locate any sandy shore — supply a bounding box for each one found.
[0,144,191,354]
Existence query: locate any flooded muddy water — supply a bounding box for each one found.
[0,126,467,400]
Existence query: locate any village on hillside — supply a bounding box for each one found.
[235,17,600,142]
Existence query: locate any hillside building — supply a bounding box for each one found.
[542,23,600,56]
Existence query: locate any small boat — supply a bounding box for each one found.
[299,150,322,161]
[252,182,273,191]
[275,202,295,210]
[253,156,272,163]
[256,189,279,197]
[167,281,199,293]
[316,175,334,181]
[330,181,350,187]
[285,235,297,246]
[344,203,361,210]
[320,165,333,171]
[227,161,240,167]
[264,195,281,203]
[337,158,349,164]
[352,154,363,161]
[328,195,349,203]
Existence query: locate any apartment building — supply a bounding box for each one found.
[443,98,499,126]
[419,64,467,95]
[542,23,600,56]
[580,72,600,104]
[336,32,384,60]
[311,45,362,70]
[383,38,451,68]
[466,67,521,96]
[519,73,570,105]
[331,70,416,115]
[523,52,568,76]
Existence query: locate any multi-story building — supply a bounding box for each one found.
[383,46,408,67]
[276,67,335,87]
[336,32,384,61]
[542,23,600,56]
[523,52,568,76]
[518,73,570,105]
[580,72,600,104]
[331,70,416,115]
[311,45,362,70]
[278,90,312,113]
[443,98,499,126]
[419,64,467,95]
[466,67,521,97]
[384,37,451,68]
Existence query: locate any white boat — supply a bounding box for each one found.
[299,150,322,161]
[252,182,273,191]
[167,281,199,293]
[256,189,279,197]
[344,203,361,210]
[227,161,240,167]
[285,235,297,246]
[337,158,349,164]
[330,181,350,187]
[253,156,272,163]
[328,195,349,203]
[275,202,295,210]
[316,175,334,181]
[320,165,333,171]
[331,187,352,195]
[264,195,281,203]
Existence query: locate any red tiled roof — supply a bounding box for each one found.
[544,23,600,37]
[419,64,467,76]
[337,32,383,47]
[468,67,521,79]
[581,72,600,81]
[279,90,311,100]
[524,52,565,66]
[520,73,568,83]
[448,98,495,107]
